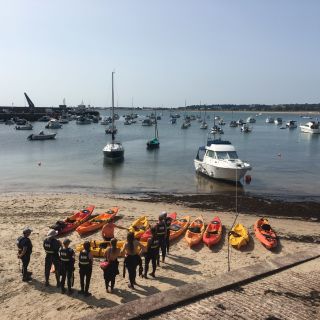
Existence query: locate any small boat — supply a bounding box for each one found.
[15,123,33,130]
[38,115,51,122]
[76,207,119,235]
[101,117,112,125]
[45,119,62,129]
[300,121,320,134]
[229,120,237,127]
[27,131,56,140]
[266,117,274,123]
[103,73,124,163]
[274,117,283,125]
[76,240,126,258]
[210,125,224,134]
[194,138,251,182]
[170,117,177,124]
[142,118,152,126]
[76,116,91,125]
[246,116,256,123]
[254,218,277,249]
[214,115,220,121]
[185,216,205,247]
[50,205,95,235]
[58,117,69,124]
[147,114,160,149]
[200,121,208,129]
[229,223,249,249]
[218,119,226,126]
[181,121,191,129]
[124,119,132,125]
[240,123,252,133]
[236,119,244,126]
[286,120,297,129]
[203,216,222,247]
[15,118,27,125]
[129,216,150,239]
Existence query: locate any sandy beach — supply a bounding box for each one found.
[0,192,319,320]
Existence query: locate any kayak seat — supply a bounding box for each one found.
[82,210,89,214]
[212,221,219,224]
[188,226,201,233]
[170,224,181,231]
[261,224,271,231]
[208,230,219,234]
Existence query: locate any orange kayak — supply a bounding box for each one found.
[185,216,205,247]
[203,216,222,247]
[170,215,190,240]
[76,207,119,235]
[254,218,277,249]
[51,205,95,235]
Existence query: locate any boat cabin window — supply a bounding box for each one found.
[206,150,216,158]
[215,151,238,160]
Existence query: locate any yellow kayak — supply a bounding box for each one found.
[229,223,249,249]
[128,216,150,239]
[75,239,147,258]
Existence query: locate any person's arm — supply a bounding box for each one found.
[18,246,27,258]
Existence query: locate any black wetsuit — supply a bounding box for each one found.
[43,237,61,285]
[79,250,92,294]
[156,221,167,265]
[59,247,74,292]
[19,237,33,281]
[103,257,119,291]
[145,236,159,277]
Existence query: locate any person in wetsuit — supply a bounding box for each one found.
[59,238,75,294]
[18,227,33,282]
[121,232,144,289]
[165,216,172,254]
[156,213,167,266]
[78,241,93,296]
[144,226,159,278]
[43,229,61,287]
[103,238,120,293]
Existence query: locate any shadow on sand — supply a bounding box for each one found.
[167,253,201,266]
[161,262,202,276]
[28,278,118,308]
[153,275,187,287]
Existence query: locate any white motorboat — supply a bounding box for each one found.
[236,119,244,126]
[15,123,33,130]
[240,124,252,133]
[229,120,237,127]
[181,121,191,129]
[45,119,62,129]
[103,72,124,163]
[246,116,256,123]
[300,121,320,134]
[194,139,251,182]
[266,117,274,123]
[211,125,224,134]
[27,131,56,140]
[218,119,226,125]
[200,121,208,129]
[286,120,297,129]
[274,117,283,125]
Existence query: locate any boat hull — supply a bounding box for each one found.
[103,150,124,162]
[194,159,250,182]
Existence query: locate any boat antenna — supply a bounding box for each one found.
[111,71,115,145]
[227,166,239,272]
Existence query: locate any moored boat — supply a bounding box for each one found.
[15,123,33,130]
[27,131,56,140]
[299,121,320,134]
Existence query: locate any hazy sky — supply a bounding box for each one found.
[0,0,319,108]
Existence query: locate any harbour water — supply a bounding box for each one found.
[0,111,319,201]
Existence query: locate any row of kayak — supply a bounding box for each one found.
[49,205,277,251]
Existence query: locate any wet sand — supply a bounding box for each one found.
[0,192,319,320]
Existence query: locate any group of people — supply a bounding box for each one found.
[17,211,173,295]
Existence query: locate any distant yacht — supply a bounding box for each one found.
[103,72,124,163]
[300,121,320,134]
[266,117,274,123]
[286,120,297,129]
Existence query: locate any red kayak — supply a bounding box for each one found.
[51,205,95,235]
[202,216,222,247]
[140,212,177,242]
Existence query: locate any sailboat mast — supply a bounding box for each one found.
[111,71,115,143]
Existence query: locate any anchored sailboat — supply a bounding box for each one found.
[103,72,124,162]
[147,111,160,149]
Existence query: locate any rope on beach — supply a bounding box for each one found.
[227,167,240,272]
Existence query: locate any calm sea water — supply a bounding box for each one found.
[0,111,319,201]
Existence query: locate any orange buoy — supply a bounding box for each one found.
[245,175,252,184]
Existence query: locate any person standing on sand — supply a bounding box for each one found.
[121,232,144,289]
[156,212,167,266]
[17,227,33,282]
[101,218,127,241]
[165,215,172,254]
[78,241,93,296]
[43,229,61,287]
[59,238,75,295]
[144,226,159,278]
[103,238,120,293]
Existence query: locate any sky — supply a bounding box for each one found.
[0,0,319,108]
